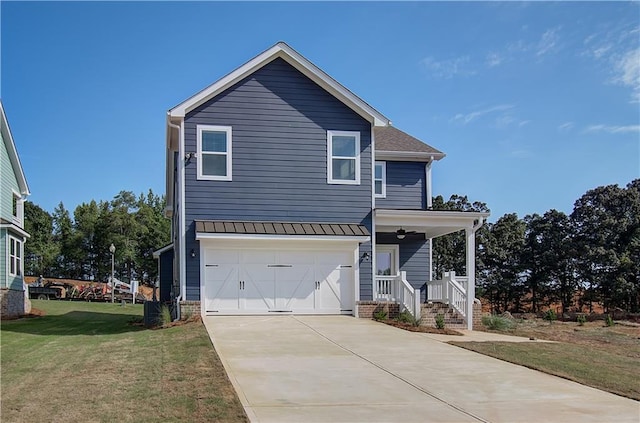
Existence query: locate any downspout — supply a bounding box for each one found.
[167,115,184,321]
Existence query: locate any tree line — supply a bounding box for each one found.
[433,179,639,314]
[24,190,170,284]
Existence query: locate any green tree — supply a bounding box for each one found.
[23,201,57,276]
[134,190,170,283]
[522,210,577,313]
[571,180,640,312]
[479,213,526,313]
[52,202,76,278]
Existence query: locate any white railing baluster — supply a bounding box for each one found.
[374,272,419,320]
[427,271,468,319]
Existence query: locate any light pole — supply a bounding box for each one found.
[109,244,116,303]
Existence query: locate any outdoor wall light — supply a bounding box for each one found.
[190,249,196,258]
[361,252,370,261]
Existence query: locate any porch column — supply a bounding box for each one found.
[465,227,475,330]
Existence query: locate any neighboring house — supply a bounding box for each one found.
[0,100,31,318]
[159,42,488,329]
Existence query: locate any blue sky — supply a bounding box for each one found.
[2,1,638,221]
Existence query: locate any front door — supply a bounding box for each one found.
[376,245,399,276]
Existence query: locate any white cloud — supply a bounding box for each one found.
[536,27,560,56]
[584,124,640,134]
[420,56,476,79]
[581,25,640,103]
[613,48,640,103]
[558,122,574,131]
[486,52,503,67]
[450,104,514,125]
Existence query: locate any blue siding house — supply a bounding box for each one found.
[161,43,488,329]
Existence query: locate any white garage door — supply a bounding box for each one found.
[202,245,355,315]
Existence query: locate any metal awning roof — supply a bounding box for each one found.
[195,220,369,237]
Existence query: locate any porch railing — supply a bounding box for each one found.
[374,271,421,320]
[427,271,467,318]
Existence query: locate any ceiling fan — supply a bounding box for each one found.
[396,227,416,240]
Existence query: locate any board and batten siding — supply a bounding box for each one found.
[1,133,20,222]
[377,233,430,301]
[376,161,425,210]
[183,58,374,301]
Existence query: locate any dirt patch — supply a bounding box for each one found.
[480,319,640,356]
[375,319,463,335]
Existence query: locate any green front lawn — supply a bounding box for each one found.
[1,300,247,423]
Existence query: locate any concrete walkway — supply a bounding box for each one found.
[204,315,639,423]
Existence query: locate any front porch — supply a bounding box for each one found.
[370,209,489,330]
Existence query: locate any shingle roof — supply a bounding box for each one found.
[195,220,370,237]
[374,126,444,155]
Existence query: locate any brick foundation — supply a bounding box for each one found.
[1,288,31,319]
[357,300,483,330]
[356,301,400,319]
[179,301,201,319]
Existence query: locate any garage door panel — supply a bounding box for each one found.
[242,265,275,312]
[203,245,355,315]
[276,265,315,311]
[204,251,240,313]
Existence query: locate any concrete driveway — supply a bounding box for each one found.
[204,316,639,423]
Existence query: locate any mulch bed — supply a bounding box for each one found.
[376,319,463,335]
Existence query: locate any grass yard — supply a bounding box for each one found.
[1,300,248,423]
[452,319,640,400]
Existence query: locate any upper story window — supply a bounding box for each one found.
[374,161,386,198]
[9,236,22,277]
[197,125,232,181]
[11,192,23,224]
[327,130,360,185]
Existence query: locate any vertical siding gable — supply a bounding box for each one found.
[183,57,373,300]
[1,136,21,221]
[376,161,425,210]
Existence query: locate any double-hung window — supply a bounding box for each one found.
[327,130,360,184]
[9,237,22,277]
[374,161,386,198]
[197,125,232,181]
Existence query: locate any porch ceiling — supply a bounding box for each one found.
[375,209,490,239]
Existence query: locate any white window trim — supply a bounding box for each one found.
[375,244,399,276]
[374,161,386,198]
[11,191,23,225]
[327,130,360,185]
[8,236,22,277]
[197,125,232,181]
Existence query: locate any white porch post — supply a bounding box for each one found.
[465,228,475,330]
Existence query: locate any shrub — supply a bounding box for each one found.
[160,305,172,326]
[577,314,586,326]
[435,313,445,330]
[398,310,420,327]
[373,309,388,321]
[482,314,515,331]
[543,309,557,324]
[605,314,614,327]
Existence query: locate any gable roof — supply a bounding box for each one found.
[168,42,390,127]
[375,126,445,161]
[0,100,30,196]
